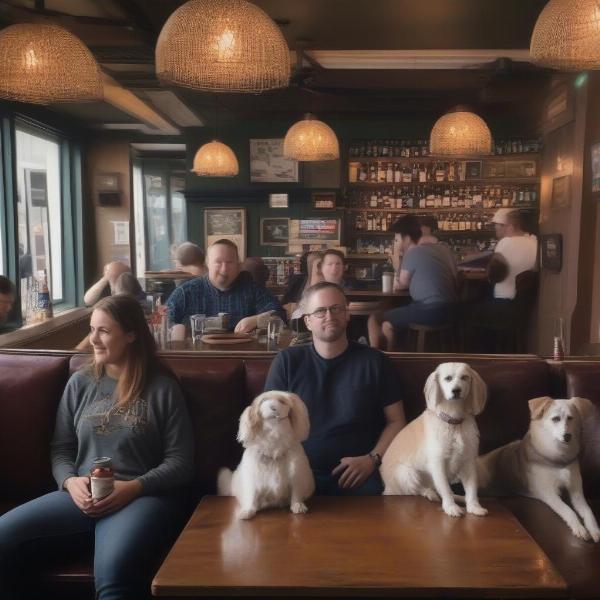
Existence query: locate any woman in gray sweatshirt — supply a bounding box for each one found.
[0,294,195,600]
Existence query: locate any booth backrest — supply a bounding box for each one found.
[1,351,599,504]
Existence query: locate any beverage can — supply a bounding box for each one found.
[91,456,115,500]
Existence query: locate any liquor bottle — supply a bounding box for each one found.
[411,162,418,182]
[36,270,53,321]
[418,163,427,183]
[448,162,456,182]
[370,192,378,208]
[394,162,402,184]
[435,162,446,182]
[369,163,377,183]
[379,161,387,183]
[386,162,394,183]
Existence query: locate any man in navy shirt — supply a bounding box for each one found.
[264,281,405,495]
[167,239,285,332]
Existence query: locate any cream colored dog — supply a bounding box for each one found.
[382,362,488,517]
[218,391,315,520]
[478,396,599,542]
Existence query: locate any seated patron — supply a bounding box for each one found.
[0,295,194,600]
[368,215,457,350]
[320,249,360,290]
[83,261,131,307]
[282,251,324,321]
[265,281,405,496]
[241,256,270,288]
[167,239,285,333]
[0,276,15,334]
[419,216,439,245]
[175,242,207,278]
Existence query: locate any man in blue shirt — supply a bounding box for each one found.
[167,239,285,332]
[264,281,405,495]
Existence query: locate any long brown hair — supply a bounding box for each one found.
[92,294,158,409]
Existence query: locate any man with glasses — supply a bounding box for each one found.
[264,281,405,495]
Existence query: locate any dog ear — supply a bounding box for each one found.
[237,399,262,447]
[287,393,310,442]
[570,397,595,421]
[424,369,444,410]
[467,367,488,415]
[528,396,553,420]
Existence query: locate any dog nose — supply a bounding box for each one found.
[564,433,572,442]
[452,387,461,396]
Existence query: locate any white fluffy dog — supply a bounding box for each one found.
[478,396,599,542]
[382,362,488,517]
[218,391,315,520]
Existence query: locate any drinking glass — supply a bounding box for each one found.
[267,316,284,341]
[190,314,206,344]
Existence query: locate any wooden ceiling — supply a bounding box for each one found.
[0,0,556,129]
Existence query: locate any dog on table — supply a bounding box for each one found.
[218,391,315,520]
[381,362,488,517]
[478,396,599,542]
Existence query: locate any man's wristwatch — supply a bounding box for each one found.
[369,452,382,467]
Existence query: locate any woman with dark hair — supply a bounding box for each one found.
[0,295,194,600]
[281,251,323,310]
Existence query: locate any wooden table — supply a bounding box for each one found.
[152,496,567,599]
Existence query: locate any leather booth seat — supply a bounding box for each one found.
[1,349,599,598]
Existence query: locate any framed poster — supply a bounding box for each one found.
[204,207,246,260]
[268,193,289,208]
[260,218,289,246]
[312,191,336,210]
[551,174,571,209]
[540,233,562,272]
[592,142,600,195]
[250,138,299,183]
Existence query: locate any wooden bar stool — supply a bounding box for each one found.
[408,323,456,352]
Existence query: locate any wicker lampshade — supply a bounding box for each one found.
[530,0,600,70]
[0,23,103,104]
[191,140,239,177]
[156,0,290,93]
[429,111,492,156]
[283,114,339,161]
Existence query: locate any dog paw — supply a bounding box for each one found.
[237,508,256,520]
[587,526,600,543]
[422,489,441,503]
[570,523,590,541]
[443,502,464,518]
[291,502,308,514]
[467,503,488,517]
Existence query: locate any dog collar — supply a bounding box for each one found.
[433,410,464,425]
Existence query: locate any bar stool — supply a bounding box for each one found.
[407,323,456,352]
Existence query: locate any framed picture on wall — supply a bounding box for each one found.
[260,218,289,246]
[312,191,337,210]
[204,207,246,260]
[250,138,299,183]
[540,233,563,272]
[591,142,600,195]
[551,174,571,209]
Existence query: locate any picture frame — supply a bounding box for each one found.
[204,207,246,260]
[591,142,600,195]
[312,191,337,210]
[464,161,482,180]
[268,193,289,208]
[260,218,289,246]
[551,174,571,210]
[250,138,299,183]
[540,233,562,273]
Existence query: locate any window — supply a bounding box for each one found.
[15,127,63,320]
[134,158,187,273]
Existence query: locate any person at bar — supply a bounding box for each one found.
[83,261,131,306]
[264,281,405,495]
[174,242,207,278]
[0,276,16,334]
[368,215,457,350]
[167,238,285,333]
[0,295,194,600]
[320,249,360,290]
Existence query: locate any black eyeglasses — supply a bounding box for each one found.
[306,304,347,319]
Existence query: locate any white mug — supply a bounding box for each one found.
[382,272,394,293]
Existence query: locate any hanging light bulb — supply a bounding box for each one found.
[0,23,103,104]
[191,140,239,177]
[530,0,600,70]
[156,0,290,93]
[283,114,339,161]
[429,110,492,156]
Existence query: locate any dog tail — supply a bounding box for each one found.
[217,468,233,495]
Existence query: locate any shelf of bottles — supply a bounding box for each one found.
[343,138,540,265]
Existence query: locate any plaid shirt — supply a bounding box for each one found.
[166,271,285,329]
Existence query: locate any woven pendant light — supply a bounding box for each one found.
[429,110,492,156]
[191,140,239,177]
[283,114,339,161]
[0,23,103,104]
[530,0,600,70]
[156,0,290,93]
